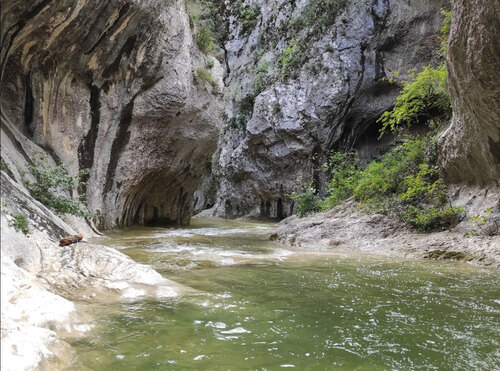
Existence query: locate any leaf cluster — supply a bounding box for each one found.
[24,159,91,218]
[378,64,451,136]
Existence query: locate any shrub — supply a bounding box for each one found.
[195,68,214,86]
[308,136,462,232]
[279,40,301,80]
[24,159,91,218]
[322,151,360,209]
[404,206,464,232]
[377,64,451,136]
[196,26,214,53]
[205,59,214,69]
[291,184,321,217]
[9,213,29,235]
[237,2,260,35]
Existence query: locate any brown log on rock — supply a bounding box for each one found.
[59,234,83,247]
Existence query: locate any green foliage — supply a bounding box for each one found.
[440,9,451,56]
[272,102,281,114]
[300,136,463,232]
[24,159,91,218]
[205,59,214,69]
[253,59,269,94]
[195,68,213,85]
[279,40,301,80]
[469,208,499,236]
[353,137,426,205]
[322,151,360,209]
[287,0,347,38]
[378,10,452,136]
[9,213,29,235]
[0,157,10,172]
[404,206,464,232]
[378,64,451,136]
[196,26,214,54]
[291,183,321,218]
[236,2,260,35]
[325,44,334,53]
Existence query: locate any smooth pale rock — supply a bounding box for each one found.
[0,171,187,369]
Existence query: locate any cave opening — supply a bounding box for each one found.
[118,170,194,228]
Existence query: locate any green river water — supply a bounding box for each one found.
[70,219,500,370]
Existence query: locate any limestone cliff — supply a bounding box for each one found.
[438,0,500,186]
[205,0,448,219]
[1,0,223,228]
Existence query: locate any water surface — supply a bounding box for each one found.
[70,218,500,370]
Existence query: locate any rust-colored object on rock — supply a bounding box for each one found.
[59,234,83,247]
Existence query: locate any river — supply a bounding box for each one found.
[68,218,500,370]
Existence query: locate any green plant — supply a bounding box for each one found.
[378,64,451,136]
[9,213,29,235]
[196,26,214,53]
[404,205,464,232]
[325,44,334,53]
[272,102,281,114]
[195,68,213,85]
[0,157,10,172]
[24,159,91,218]
[237,2,260,35]
[470,208,498,236]
[205,59,214,69]
[439,9,451,56]
[291,183,321,217]
[322,151,360,209]
[279,40,301,80]
[378,10,452,136]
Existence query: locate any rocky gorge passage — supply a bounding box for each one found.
[1,0,500,369]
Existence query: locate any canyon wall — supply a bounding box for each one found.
[2,0,498,226]
[438,0,500,186]
[1,0,223,228]
[203,0,448,219]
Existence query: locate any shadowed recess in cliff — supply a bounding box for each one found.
[117,170,195,226]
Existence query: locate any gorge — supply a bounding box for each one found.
[1,0,499,369]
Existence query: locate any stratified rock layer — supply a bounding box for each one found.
[1,0,223,228]
[438,0,500,185]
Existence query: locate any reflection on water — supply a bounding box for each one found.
[72,218,500,370]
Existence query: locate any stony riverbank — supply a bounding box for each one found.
[274,187,500,269]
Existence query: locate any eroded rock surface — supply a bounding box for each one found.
[0,171,187,370]
[1,0,223,228]
[438,0,500,185]
[207,0,447,219]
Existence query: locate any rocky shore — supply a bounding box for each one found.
[0,172,187,370]
[275,188,500,269]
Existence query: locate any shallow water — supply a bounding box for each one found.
[71,219,500,370]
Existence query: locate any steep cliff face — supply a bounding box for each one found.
[1,0,223,228]
[207,0,447,219]
[438,0,500,186]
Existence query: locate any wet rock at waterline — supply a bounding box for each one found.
[0,171,187,370]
